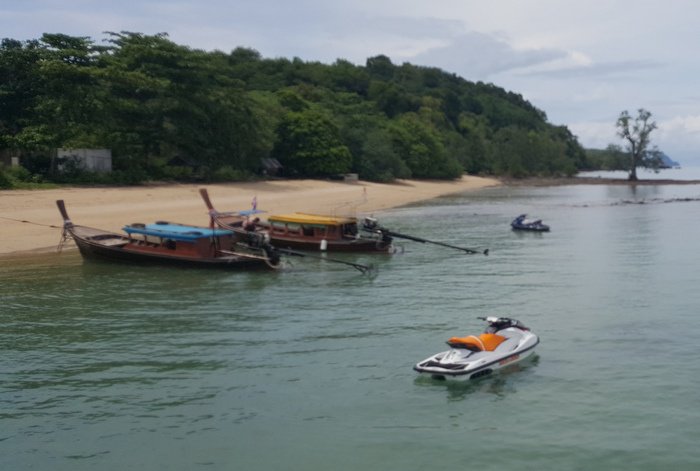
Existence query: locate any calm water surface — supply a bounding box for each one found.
[2,182,700,470]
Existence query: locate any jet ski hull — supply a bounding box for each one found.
[511,214,550,232]
[512,223,550,232]
[414,326,539,381]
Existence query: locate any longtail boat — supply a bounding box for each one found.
[56,200,280,269]
[199,189,394,253]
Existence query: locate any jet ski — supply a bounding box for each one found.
[414,317,539,381]
[511,214,550,232]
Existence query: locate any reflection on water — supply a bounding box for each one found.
[413,354,540,402]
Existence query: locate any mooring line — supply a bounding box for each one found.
[0,215,62,229]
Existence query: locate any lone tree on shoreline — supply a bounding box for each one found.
[616,108,662,181]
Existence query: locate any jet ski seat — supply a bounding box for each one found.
[447,333,506,351]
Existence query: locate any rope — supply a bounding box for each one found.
[0,215,62,229]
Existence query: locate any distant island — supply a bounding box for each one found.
[658,152,680,168]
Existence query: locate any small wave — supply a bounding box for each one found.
[574,196,700,207]
[612,196,700,206]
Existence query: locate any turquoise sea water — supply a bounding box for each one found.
[3,181,700,470]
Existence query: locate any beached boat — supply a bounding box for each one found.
[56,200,280,269]
[264,212,394,252]
[199,189,394,253]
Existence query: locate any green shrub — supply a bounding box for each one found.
[160,165,194,180]
[211,166,251,182]
[0,166,13,189]
[6,165,32,182]
[107,168,149,185]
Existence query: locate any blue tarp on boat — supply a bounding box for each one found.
[123,223,233,241]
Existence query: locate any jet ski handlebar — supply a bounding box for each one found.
[477,316,530,331]
[477,316,505,324]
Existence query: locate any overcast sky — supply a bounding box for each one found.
[3,0,700,165]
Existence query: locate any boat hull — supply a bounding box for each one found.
[207,211,392,253]
[415,347,537,381]
[68,228,275,270]
[267,235,392,253]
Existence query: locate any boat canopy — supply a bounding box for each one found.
[213,208,265,218]
[268,213,357,226]
[237,209,266,216]
[123,223,233,241]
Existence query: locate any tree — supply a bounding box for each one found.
[272,110,352,177]
[0,38,44,152]
[616,109,661,181]
[584,144,629,171]
[357,128,410,182]
[388,113,462,179]
[1,31,593,184]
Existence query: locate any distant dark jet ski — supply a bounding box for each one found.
[511,214,550,232]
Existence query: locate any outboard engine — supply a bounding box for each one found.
[363,217,379,231]
[246,231,265,248]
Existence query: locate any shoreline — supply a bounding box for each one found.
[501,176,700,186]
[4,174,696,258]
[0,176,500,257]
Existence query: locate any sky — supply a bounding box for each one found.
[3,0,700,165]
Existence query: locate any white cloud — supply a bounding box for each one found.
[661,115,700,136]
[654,116,700,164]
[406,32,566,79]
[569,121,619,150]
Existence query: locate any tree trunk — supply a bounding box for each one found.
[50,148,57,177]
[628,166,638,181]
[628,143,639,181]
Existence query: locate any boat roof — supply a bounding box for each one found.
[238,209,266,216]
[123,223,232,241]
[213,208,265,218]
[268,213,357,226]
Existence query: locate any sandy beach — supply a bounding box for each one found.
[0,176,499,256]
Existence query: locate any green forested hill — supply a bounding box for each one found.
[0,32,588,186]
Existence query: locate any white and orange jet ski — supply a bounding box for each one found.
[414,317,539,380]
